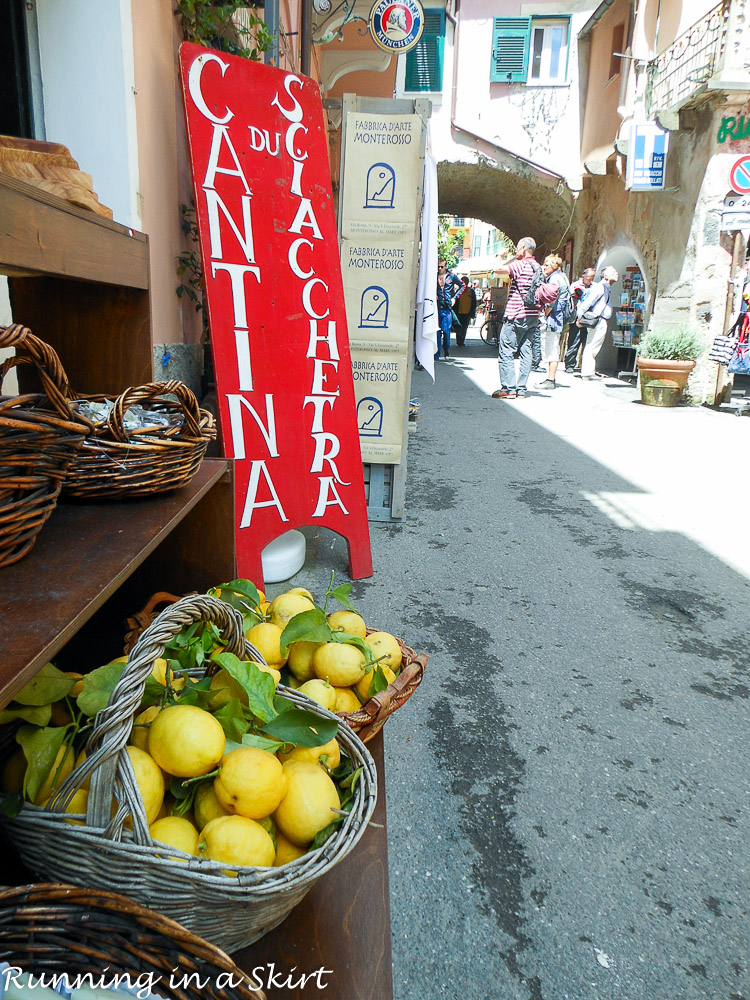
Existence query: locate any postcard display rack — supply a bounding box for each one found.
[0,175,394,998]
[613,266,645,372]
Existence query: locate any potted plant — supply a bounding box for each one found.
[636,327,708,406]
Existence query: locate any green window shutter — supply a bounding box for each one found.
[491,17,531,83]
[405,10,445,92]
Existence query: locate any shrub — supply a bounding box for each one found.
[638,327,708,361]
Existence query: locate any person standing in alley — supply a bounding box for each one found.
[435,258,464,360]
[564,267,595,373]
[491,237,541,399]
[536,254,571,390]
[577,266,618,380]
[455,280,477,347]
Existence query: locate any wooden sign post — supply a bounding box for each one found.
[180,43,372,586]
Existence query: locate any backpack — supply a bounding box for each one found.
[559,286,576,325]
[522,265,560,310]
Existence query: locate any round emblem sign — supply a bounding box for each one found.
[369,0,425,54]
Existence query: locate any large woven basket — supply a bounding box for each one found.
[0,883,266,1000]
[62,380,215,499]
[123,594,428,744]
[0,595,377,954]
[0,324,91,567]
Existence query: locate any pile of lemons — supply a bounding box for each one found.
[248,586,403,715]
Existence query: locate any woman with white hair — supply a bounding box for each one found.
[577,266,619,380]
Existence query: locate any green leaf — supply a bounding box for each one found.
[279,609,334,657]
[172,679,214,711]
[76,660,127,717]
[138,675,172,710]
[16,725,69,803]
[13,663,75,706]
[261,709,338,748]
[366,666,391,700]
[332,632,371,658]
[0,793,23,818]
[212,579,262,613]
[0,703,52,726]
[170,776,192,801]
[240,733,285,753]
[310,816,344,851]
[328,583,357,613]
[212,653,277,724]
[213,698,250,742]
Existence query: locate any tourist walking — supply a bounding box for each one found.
[455,281,477,346]
[577,266,618,379]
[491,237,541,400]
[564,267,595,372]
[435,258,465,360]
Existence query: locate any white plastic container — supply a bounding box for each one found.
[261,528,306,583]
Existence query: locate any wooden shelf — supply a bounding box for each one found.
[0,460,234,709]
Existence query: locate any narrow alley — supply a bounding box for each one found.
[294,326,750,1000]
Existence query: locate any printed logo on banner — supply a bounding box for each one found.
[369,0,425,54]
[365,163,396,208]
[360,287,389,328]
[626,122,669,191]
[357,398,384,436]
[179,43,372,584]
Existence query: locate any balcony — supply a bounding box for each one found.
[645,0,730,120]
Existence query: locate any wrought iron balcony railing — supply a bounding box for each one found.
[646,0,730,117]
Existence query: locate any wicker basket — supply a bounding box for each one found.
[0,324,91,568]
[339,629,427,743]
[123,594,428,744]
[0,883,266,1000]
[62,380,215,499]
[0,595,377,954]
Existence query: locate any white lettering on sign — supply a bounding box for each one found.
[227,393,279,459]
[288,238,315,280]
[187,53,233,125]
[241,461,289,527]
[248,126,280,156]
[204,192,256,262]
[203,125,251,191]
[211,262,261,329]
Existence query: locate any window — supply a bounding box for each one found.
[609,23,625,80]
[405,10,445,92]
[0,0,33,137]
[473,235,482,256]
[453,216,465,227]
[491,17,570,85]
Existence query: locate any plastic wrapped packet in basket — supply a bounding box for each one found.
[0,595,377,955]
[62,381,215,500]
[0,324,92,568]
[0,883,266,1000]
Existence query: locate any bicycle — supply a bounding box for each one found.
[480,307,501,346]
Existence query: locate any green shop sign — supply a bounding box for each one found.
[717,115,750,143]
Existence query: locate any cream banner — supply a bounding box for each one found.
[340,112,422,464]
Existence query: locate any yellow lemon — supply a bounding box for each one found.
[150,816,200,856]
[327,610,367,639]
[148,704,226,778]
[287,587,314,601]
[199,814,275,867]
[33,743,75,805]
[1,749,26,794]
[268,592,315,630]
[214,748,288,819]
[297,678,337,712]
[287,640,324,683]
[255,661,281,686]
[150,657,186,691]
[273,760,341,846]
[365,631,402,671]
[73,748,91,791]
[129,705,161,752]
[125,746,165,824]
[312,642,366,687]
[208,668,249,709]
[40,788,89,824]
[256,814,277,850]
[64,672,85,697]
[286,674,302,690]
[274,830,307,866]
[355,664,396,702]
[278,737,341,771]
[334,687,362,714]
[245,622,286,667]
[194,780,232,830]
[49,702,73,727]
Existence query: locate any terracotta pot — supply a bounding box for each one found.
[636,357,696,407]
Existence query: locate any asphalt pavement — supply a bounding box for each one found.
[280,321,750,1000]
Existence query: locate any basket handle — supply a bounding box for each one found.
[59,595,254,843]
[0,324,79,422]
[105,380,204,442]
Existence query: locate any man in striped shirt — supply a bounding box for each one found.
[491,237,542,399]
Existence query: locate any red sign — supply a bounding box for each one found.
[729,155,750,195]
[179,44,372,587]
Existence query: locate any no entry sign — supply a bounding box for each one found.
[729,155,750,195]
[179,43,372,586]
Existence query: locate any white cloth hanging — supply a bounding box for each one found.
[415,122,438,379]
